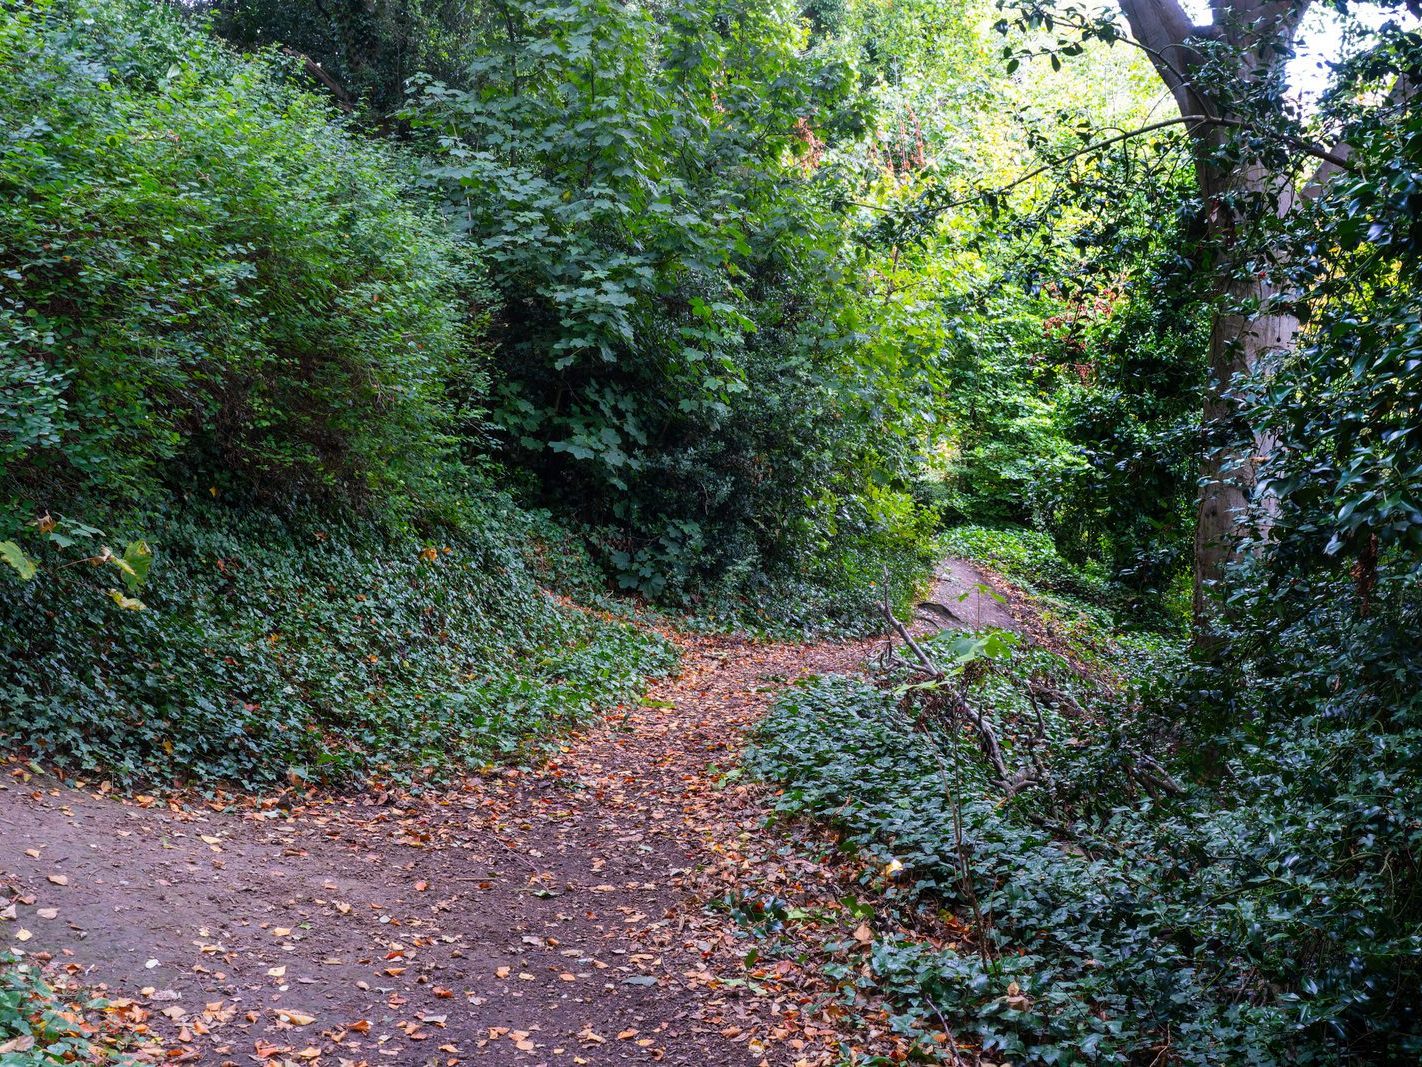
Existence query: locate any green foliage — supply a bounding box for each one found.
[922,153,1207,610]
[0,0,490,516]
[0,498,675,789]
[940,524,1106,602]
[0,954,136,1065]
[747,623,1422,1062]
[0,2,678,795]
[1036,261,1206,599]
[1246,32,1422,590]
[408,0,939,603]
[202,0,482,116]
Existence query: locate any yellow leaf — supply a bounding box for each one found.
[108,589,145,611]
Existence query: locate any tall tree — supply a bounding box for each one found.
[1020,0,1417,627]
[1117,0,1308,625]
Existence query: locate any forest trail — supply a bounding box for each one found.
[0,563,1014,1067]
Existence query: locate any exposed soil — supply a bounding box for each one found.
[0,562,1014,1067]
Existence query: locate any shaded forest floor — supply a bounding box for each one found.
[0,562,1028,1066]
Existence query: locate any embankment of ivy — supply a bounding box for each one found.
[744,626,1420,1063]
[0,498,675,791]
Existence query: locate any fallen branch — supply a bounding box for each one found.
[880,599,943,679]
[879,596,1020,793]
[281,48,355,112]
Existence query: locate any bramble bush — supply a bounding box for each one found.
[0,0,490,520]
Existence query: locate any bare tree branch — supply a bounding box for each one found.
[852,113,1352,217]
[281,47,355,112]
[1119,0,1205,113]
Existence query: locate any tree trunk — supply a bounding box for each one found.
[1116,0,1311,634]
[1191,152,1298,627]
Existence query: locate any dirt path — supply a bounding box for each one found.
[0,633,877,1067]
[1,563,1023,1067]
[916,560,1021,633]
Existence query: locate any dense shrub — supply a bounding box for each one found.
[0,0,490,521]
[1037,261,1205,600]
[408,0,938,602]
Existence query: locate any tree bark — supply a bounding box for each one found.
[1191,150,1297,623]
[1117,0,1311,631]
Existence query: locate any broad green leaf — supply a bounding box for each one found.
[0,541,37,581]
[120,540,153,592]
